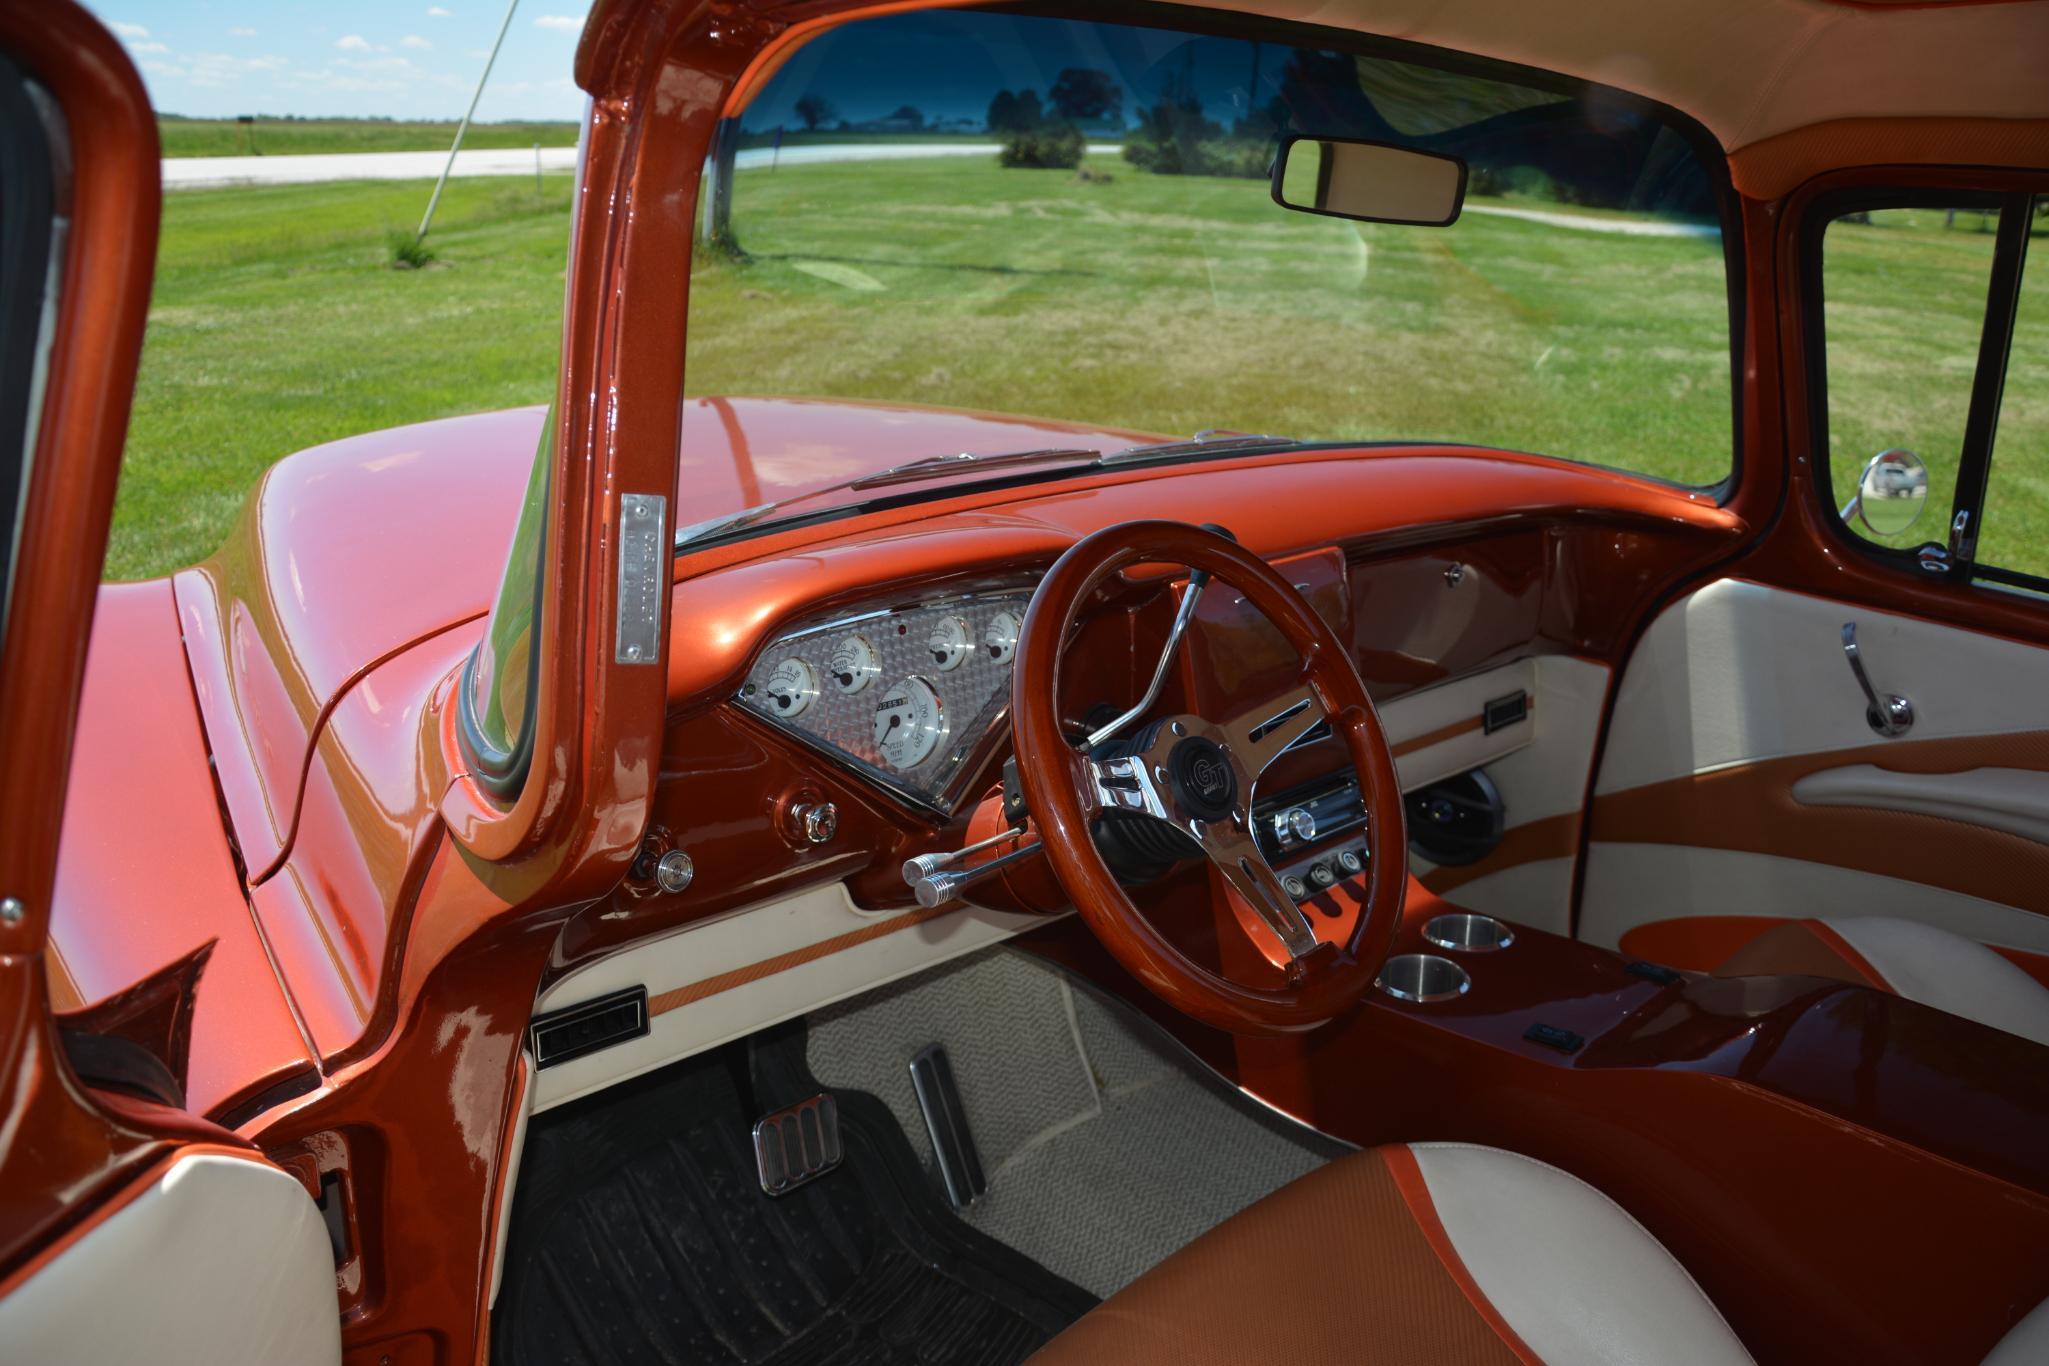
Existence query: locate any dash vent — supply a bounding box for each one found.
[530,986,649,1069]
[1482,689,1530,735]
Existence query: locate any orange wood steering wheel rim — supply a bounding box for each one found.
[1012,520,1406,1035]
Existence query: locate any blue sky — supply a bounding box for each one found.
[83,1,588,121]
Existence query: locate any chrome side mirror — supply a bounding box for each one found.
[1841,448,1929,537]
[1271,135,1466,228]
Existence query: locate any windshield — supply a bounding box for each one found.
[680,9,1734,534]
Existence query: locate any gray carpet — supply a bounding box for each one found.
[807,948,1345,1297]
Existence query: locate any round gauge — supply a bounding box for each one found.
[762,657,820,719]
[825,633,881,694]
[983,609,1023,666]
[925,616,972,672]
[872,676,948,770]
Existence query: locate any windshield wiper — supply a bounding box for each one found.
[673,446,1101,548]
[1102,431,1307,462]
[671,432,1316,549]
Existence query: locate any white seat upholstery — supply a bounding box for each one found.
[1826,917,2049,1048]
[1985,1295,2049,1364]
[1717,915,2049,1048]
[1410,1143,1752,1366]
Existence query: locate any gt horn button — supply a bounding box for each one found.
[1168,736,1238,821]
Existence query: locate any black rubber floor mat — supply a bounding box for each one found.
[493,1026,1096,1366]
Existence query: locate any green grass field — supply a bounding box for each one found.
[689,159,1733,487]
[157,116,578,158]
[110,175,573,579]
[111,155,2047,584]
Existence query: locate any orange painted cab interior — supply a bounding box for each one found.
[2,0,2049,1364]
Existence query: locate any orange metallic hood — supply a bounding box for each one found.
[170,395,1164,885]
[679,394,1161,525]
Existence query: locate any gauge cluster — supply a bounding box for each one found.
[735,590,1035,809]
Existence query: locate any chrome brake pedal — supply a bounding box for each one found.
[752,1092,843,1196]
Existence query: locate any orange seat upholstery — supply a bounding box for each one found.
[1031,1143,1752,1366]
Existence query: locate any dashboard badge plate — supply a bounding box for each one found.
[615,493,668,665]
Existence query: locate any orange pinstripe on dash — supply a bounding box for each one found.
[1391,714,1484,759]
[1382,1145,1543,1366]
[646,901,958,1016]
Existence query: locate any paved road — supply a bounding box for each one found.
[1464,203,1719,240]
[163,146,580,190]
[161,141,1123,190]
[732,141,1123,170]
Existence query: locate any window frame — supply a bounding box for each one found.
[1802,180,2045,595]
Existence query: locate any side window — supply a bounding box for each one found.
[1816,190,2043,591]
[1976,195,2048,581]
[0,55,61,642]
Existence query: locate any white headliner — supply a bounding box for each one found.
[1174,0,2049,150]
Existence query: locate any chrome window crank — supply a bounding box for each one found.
[1841,622,1914,737]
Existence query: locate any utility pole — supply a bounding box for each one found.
[416,0,521,245]
[703,116,743,257]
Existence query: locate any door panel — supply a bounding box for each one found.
[1412,654,1610,937]
[1582,578,2049,957]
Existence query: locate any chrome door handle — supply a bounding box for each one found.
[1841,622,1914,737]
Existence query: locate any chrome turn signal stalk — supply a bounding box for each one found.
[901,825,1027,883]
[910,841,1043,908]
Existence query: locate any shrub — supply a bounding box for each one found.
[1000,121,1084,169]
[387,229,436,269]
[1195,138,1272,181]
[1122,97,1270,179]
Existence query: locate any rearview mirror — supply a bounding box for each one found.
[1271,136,1466,227]
[1841,447,1930,537]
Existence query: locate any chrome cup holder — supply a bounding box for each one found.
[1375,953,1471,1004]
[1423,912,1513,953]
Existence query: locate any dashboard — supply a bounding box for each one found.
[734,586,1038,811]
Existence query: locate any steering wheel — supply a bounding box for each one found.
[1012,520,1406,1035]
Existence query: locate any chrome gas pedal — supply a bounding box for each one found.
[752,1093,843,1196]
[910,1043,987,1210]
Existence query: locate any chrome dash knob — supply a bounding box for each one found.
[1272,806,1317,847]
[791,801,838,845]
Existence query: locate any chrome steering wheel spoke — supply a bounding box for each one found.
[1085,711,1322,963]
[1084,750,1172,823]
[1218,680,1326,783]
[1197,822,1321,961]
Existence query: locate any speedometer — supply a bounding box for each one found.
[872,676,947,770]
